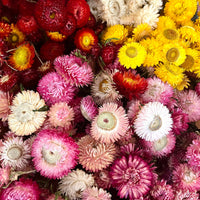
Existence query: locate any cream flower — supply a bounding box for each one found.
[8,90,47,136]
[134,102,173,141]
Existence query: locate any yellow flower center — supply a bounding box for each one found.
[10,33,19,43]
[126,47,138,58]
[82,35,91,47]
[123,77,136,85]
[166,47,179,62]
[163,29,179,40]
[50,12,56,19]
[13,47,29,66]
[99,79,110,93]
[181,55,194,69]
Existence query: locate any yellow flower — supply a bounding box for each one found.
[154,62,185,88]
[140,38,162,67]
[180,48,200,71]
[102,24,128,45]
[162,42,186,66]
[176,75,190,90]
[156,16,176,32]
[7,24,25,46]
[132,23,152,42]
[8,43,35,71]
[164,0,197,25]
[118,42,147,69]
[46,31,66,42]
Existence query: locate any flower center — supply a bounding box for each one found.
[183,170,196,183]
[108,1,120,15]
[99,79,110,93]
[153,136,167,151]
[10,33,19,43]
[15,102,34,123]
[163,29,179,40]
[149,115,162,131]
[126,47,138,58]
[124,168,140,184]
[13,47,29,66]
[50,12,56,19]
[82,35,91,47]
[42,148,62,165]
[180,55,194,70]
[97,112,117,131]
[7,146,22,160]
[166,48,179,62]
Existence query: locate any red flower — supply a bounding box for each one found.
[113,70,148,100]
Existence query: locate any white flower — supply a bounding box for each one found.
[0,136,31,170]
[134,102,173,141]
[100,0,127,26]
[59,169,95,200]
[8,90,47,136]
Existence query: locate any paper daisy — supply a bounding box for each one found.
[78,135,117,172]
[101,24,128,45]
[176,90,200,122]
[37,72,76,106]
[172,163,200,192]
[141,77,174,105]
[134,102,173,141]
[80,95,98,121]
[100,0,127,26]
[174,190,199,200]
[8,90,47,136]
[0,136,31,169]
[110,154,153,199]
[0,90,12,122]
[54,55,94,87]
[48,102,74,128]
[164,0,197,25]
[91,102,129,144]
[31,129,79,179]
[141,132,176,157]
[118,42,147,69]
[91,72,121,105]
[0,178,41,200]
[82,187,112,200]
[59,169,95,199]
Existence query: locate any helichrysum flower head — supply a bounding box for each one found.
[54,55,94,87]
[91,102,129,144]
[37,72,76,106]
[48,102,74,129]
[134,102,173,141]
[0,136,31,170]
[78,135,117,172]
[118,42,147,69]
[59,169,95,200]
[31,129,79,179]
[0,178,41,200]
[8,90,47,136]
[82,187,112,200]
[173,163,200,192]
[141,77,174,105]
[110,154,153,200]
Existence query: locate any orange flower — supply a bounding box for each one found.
[74,28,98,52]
[0,22,11,38]
[8,42,35,71]
[46,31,66,42]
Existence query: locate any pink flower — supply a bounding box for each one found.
[150,179,174,200]
[176,90,200,122]
[82,187,112,200]
[186,139,200,168]
[78,135,117,172]
[94,169,112,189]
[80,95,98,121]
[171,108,189,135]
[48,102,74,128]
[110,154,153,200]
[31,129,79,179]
[91,102,129,144]
[37,72,76,106]
[0,178,41,200]
[174,189,199,200]
[0,166,11,187]
[54,55,94,87]
[141,77,174,105]
[172,163,200,192]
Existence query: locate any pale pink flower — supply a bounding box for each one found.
[0,166,11,188]
[127,99,141,125]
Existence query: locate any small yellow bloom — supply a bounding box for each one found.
[46,31,66,42]
[118,42,147,69]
